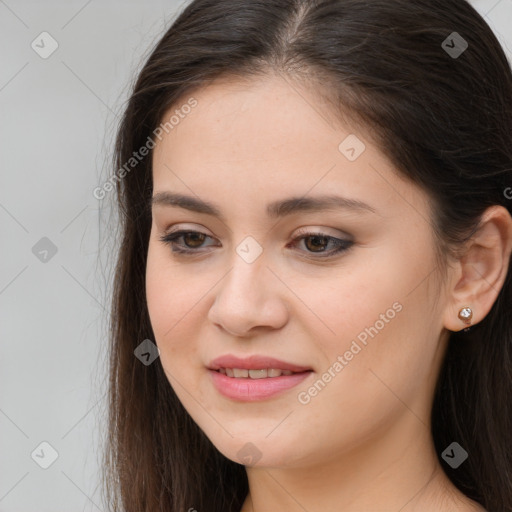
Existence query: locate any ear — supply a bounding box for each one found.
[443,205,512,332]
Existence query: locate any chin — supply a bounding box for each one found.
[208,435,302,469]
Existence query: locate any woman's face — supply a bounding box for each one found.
[146,73,452,468]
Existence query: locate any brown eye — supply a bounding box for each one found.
[159,229,353,259]
[304,234,329,253]
[289,231,354,258]
[159,230,216,254]
[182,232,207,248]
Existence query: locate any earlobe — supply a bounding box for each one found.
[443,205,512,333]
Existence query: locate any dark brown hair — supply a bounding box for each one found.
[102,1,512,510]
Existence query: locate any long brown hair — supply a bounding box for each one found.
[101,1,512,510]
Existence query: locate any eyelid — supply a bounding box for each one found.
[164,224,349,239]
[165,223,213,235]
[293,225,352,240]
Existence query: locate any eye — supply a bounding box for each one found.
[159,229,354,258]
[158,230,218,254]
[288,229,353,258]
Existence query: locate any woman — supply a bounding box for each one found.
[102,0,512,510]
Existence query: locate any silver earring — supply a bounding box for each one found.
[458,306,473,331]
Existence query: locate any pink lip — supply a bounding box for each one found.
[208,355,313,401]
[209,369,313,401]
[208,354,312,373]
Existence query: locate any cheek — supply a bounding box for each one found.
[146,246,186,350]
[311,259,399,345]
[306,246,432,387]
[145,244,212,371]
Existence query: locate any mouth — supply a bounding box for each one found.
[215,368,305,378]
[207,355,313,401]
[208,354,312,374]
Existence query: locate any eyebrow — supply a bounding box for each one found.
[151,192,376,221]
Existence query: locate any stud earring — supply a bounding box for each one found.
[458,306,473,331]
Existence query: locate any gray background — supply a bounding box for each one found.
[0,0,511,510]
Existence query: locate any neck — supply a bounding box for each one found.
[240,413,483,512]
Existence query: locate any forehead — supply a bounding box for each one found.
[151,73,428,224]
[154,74,344,164]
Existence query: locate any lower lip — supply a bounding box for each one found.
[209,369,313,401]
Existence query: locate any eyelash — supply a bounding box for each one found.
[158,229,354,259]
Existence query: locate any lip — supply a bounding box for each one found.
[207,354,313,402]
[209,369,313,401]
[208,354,312,373]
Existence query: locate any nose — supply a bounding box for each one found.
[207,253,289,337]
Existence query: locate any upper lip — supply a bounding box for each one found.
[208,355,312,373]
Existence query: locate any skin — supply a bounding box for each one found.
[146,72,512,511]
